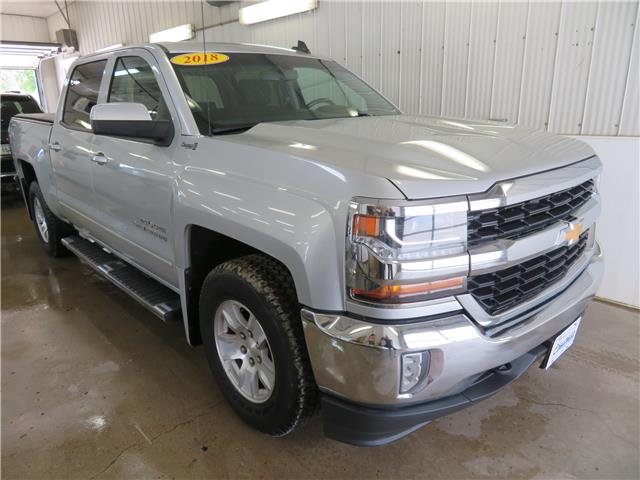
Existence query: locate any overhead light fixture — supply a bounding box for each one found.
[149,24,194,43]
[239,0,318,25]
[114,68,139,76]
[95,44,123,53]
[0,41,61,58]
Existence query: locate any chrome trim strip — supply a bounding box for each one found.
[352,243,469,284]
[467,156,601,211]
[469,194,600,275]
[345,296,462,320]
[458,242,600,327]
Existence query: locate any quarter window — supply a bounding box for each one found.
[62,60,107,130]
[108,56,169,121]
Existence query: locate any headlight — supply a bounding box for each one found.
[346,197,469,304]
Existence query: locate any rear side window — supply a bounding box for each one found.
[108,56,169,121]
[63,60,107,131]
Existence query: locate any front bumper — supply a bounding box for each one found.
[301,245,603,445]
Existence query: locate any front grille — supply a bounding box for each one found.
[468,179,595,246]
[468,233,588,315]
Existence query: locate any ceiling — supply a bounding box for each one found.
[0,1,74,18]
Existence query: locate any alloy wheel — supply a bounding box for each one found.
[214,299,275,403]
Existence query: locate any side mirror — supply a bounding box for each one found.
[90,102,172,144]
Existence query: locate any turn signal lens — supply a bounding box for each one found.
[352,214,381,237]
[351,276,465,301]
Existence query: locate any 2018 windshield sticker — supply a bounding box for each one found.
[170,52,230,66]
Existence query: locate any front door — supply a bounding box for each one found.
[50,59,108,228]
[89,51,178,288]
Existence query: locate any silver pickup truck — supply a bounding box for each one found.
[9,41,603,446]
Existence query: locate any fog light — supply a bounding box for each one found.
[400,351,430,394]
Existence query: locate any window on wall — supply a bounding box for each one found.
[62,60,107,130]
[108,56,169,121]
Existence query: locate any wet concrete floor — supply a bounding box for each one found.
[1,199,639,479]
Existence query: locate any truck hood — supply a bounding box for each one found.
[224,115,595,199]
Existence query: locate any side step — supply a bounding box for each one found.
[61,236,182,323]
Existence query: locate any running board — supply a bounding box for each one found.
[61,236,181,323]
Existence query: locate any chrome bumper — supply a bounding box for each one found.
[302,244,603,406]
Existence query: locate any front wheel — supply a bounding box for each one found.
[199,254,318,436]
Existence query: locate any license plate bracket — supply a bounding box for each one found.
[540,316,582,369]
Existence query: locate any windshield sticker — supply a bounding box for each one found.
[170,52,230,66]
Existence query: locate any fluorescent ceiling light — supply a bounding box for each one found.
[0,41,60,58]
[149,24,194,43]
[114,68,139,76]
[96,43,123,53]
[239,0,318,25]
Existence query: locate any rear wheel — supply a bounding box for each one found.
[199,254,318,436]
[28,182,72,257]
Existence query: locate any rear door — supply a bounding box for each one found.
[88,50,179,287]
[49,59,108,227]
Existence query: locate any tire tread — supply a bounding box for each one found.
[202,254,319,435]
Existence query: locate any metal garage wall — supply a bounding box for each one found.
[202,0,640,136]
[46,1,237,55]
[46,0,639,135]
[1,14,50,42]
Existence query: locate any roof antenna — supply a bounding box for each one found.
[200,0,212,136]
[291,40,310,54]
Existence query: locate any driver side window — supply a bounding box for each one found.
[108,56,169,121]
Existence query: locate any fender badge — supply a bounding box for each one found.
[559,222,584,246]
[181,141,198,151]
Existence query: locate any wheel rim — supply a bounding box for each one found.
[214,300,275,403]
[33,197,49,243]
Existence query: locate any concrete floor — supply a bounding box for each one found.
[1,198,639,480]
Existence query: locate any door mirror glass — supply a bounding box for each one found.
[90,102,172,143]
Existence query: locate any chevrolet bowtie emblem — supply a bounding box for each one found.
[561,222,584,245]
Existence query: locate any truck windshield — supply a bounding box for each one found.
[169,52,399,135]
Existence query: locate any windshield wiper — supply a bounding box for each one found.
[212,124,257,135]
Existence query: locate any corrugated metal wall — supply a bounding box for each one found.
[45,0,639,136]
[1,14,50,42]
[46,1,238,53]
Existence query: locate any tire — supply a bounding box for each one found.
[28,182,73,257]
[199,254,318,436]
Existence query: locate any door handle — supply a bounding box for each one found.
[47,142,61,151]
[90,152,108,165]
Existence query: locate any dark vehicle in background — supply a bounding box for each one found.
[1,93,41,194]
